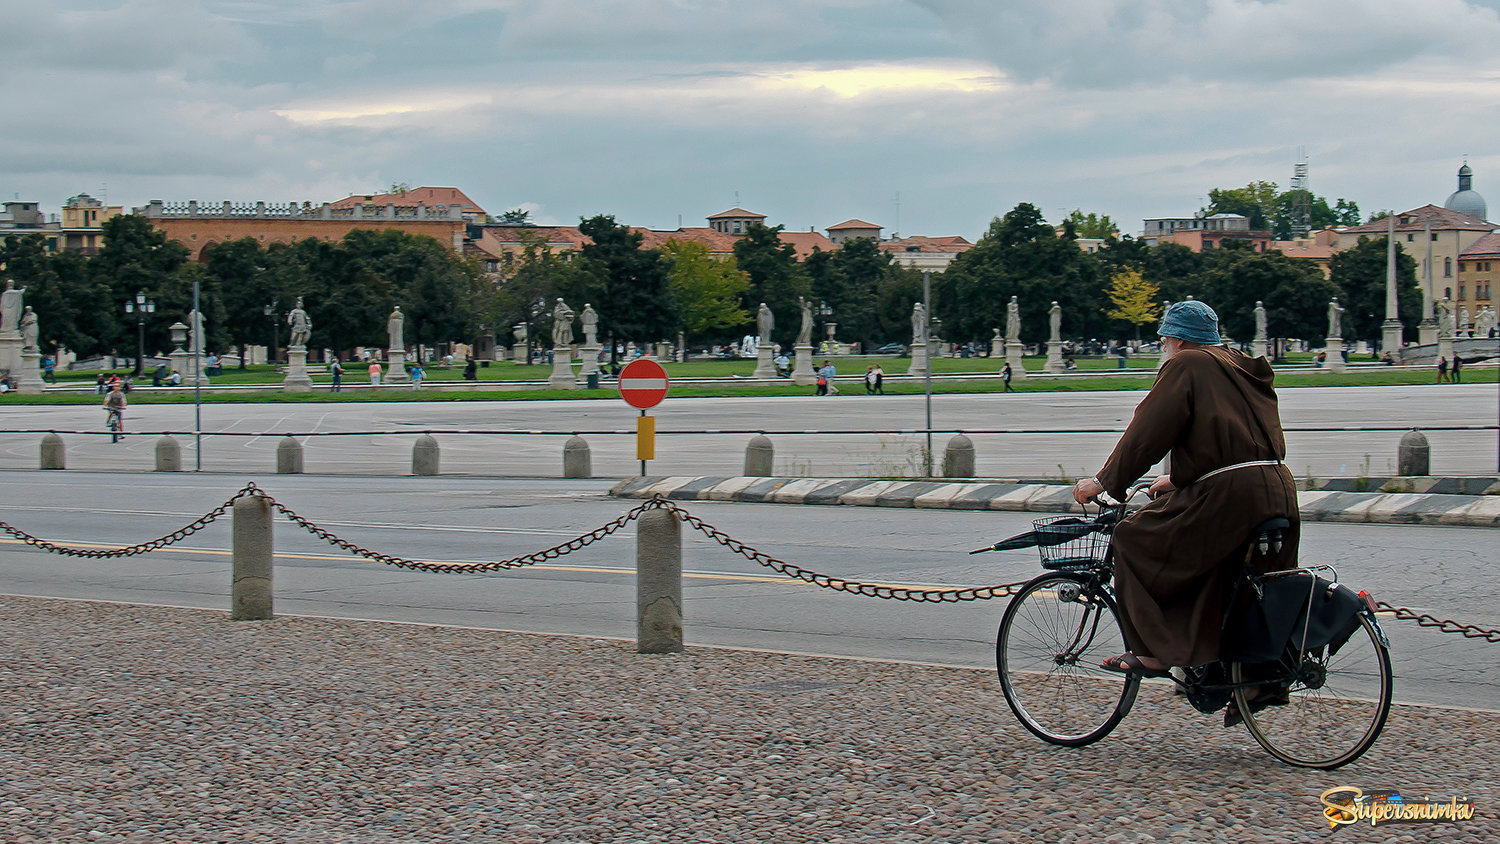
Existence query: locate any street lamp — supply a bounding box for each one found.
[123,291,155,377]
[263,302,279,365]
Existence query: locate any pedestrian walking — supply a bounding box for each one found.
[369,360,383,390]
[1437,356,1449,383]
[871,363,884,395]
[819,360,839,395]
[329,358,343,392]
[1002,362,1015,392]
[864,366,877,395]
[410,361,424,390]
[1452,355,1463,383]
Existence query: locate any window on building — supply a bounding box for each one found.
[1459,286,1466,299]
[1432,232,1439,241]
[1445,257,1452,277]
[1460,262,1467,271]
[1406,234,1414,241]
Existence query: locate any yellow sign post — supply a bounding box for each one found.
[636,414,656,461]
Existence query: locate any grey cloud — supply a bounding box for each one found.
[913,0,1500,87]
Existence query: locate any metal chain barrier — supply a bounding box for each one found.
[3,486,1500,639]
[0,483,259,558]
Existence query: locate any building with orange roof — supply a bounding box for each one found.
[878,235,974,271]
[1336,204,1494,313]
[329,186,486,222]
[1268,229,1341,277]
[1456,231,1498,326]
[827,219,882,244]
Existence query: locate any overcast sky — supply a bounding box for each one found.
[5,0,1498,240]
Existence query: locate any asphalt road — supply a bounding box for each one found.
[1,473,1494,711]
[0,382,1496,478]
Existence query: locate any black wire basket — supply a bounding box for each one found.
[1032,515,1110,570]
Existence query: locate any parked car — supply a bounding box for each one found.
[873,342,905,355]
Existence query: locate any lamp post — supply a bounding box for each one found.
[263,302,279,365]
[123,291,155,377]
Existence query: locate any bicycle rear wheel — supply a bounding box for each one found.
[997,572,1139,747]
[1232,613,1392,769]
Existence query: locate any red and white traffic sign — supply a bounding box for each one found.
[618,358,669,409]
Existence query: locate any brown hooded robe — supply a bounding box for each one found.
[1097,345,1299,667]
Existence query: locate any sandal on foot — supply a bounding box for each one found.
[1224,685,1291,728]
[1099,653,1171,679]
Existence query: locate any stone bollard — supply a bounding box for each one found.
[231,495,274,620]
[276,436,304,474]
[563,435,592,478]
[943,433,975,478]
[744,434,774,477]
[636,508,683,654]
[39,433,65,470]
[412,434,440,476]
[154,436,182,472]
[1398,429,1430,477]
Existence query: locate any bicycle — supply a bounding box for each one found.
[976,484,1392,769]
[105,408,124,443]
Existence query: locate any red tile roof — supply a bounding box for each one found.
[877,235,973,254]
[329,186,486,215]
[1461,231,1500,257]
[1341,204,1492,234]
[706,208,766,220]
[828,219,881,231]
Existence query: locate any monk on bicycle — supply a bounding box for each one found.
[102,381,127,442]
[1070,301,1299,717]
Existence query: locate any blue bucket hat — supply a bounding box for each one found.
[1158,300,1221,344]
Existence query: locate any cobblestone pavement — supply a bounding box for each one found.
[1,595,1493,843]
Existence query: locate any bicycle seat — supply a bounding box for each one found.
[1249,517,1291,557]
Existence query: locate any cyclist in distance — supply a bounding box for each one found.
[1070,300,1298,683]
[102,380,127,442]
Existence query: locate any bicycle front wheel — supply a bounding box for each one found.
[1232,613,1393,769]
[997,572,1140,747]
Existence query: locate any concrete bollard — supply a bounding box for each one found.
[412,434,440,476]
[154,436,182,472]
[231,495,274,620]
[744,434,774,477]
[943,433,975,478]
[276,436,304,474]
[39,433,65,470]
[1398,429,1430,476]
[563,435,592,478]
[636,508,683,654]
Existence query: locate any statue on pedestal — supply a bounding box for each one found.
[388,306,405,350]
[797,297,813,346]
[1437,297,1456,339]
[757,302,774,342]
[581,304,598,346]
[188,308,207,353]
[551,298,575,348]
[0,280,25,336]
[1327,298,1344,338]
[1006,296,1021,340]
[286,297,312,348]
[911,302,928,344]
[1048,301,1062,342]
[1254,301,1267,340]
[20,306,39,351]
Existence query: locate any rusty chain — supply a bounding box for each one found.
[0,483,260,558]
[2,487,1499,640]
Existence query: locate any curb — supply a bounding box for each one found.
[610,476,1500,528]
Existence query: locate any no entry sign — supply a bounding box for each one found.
[618,358,669,409]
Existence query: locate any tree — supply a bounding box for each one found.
[0,234,101,355]
[498,208,532,226]
[1064,210,1120,239]
[88,215,193,356]
[1202,247,1335,343]
[341,229,483,361]
[1328,235,1422,345]
[1334,199,1362,227]
[484,231,592,356]
[1207,181,1279,230]
[804,237,892,347]
[659,239,750,343]
[1105,270,1161,339]
[731,223,810,348]
[268,238,392,354]
[577,215,678,358]
[203,238,276,367]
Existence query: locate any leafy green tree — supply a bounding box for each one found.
[1105,270,1161,339]
[1328,235,1422,345]
[87,215,193,355]
[269,238,392,354]
[203,238,276,367]
[341,229,483,361]
[1208,182,1279,230]
[1064,210,1120,239]
[0,234,103,355]
[944,203,1106,344]
[1142,243,1209,304]
[577,215,678,359]
[804,237,893,347]
[1202,246,1335,343]
[1334,199,1362,227]
[485,231,592,356]
[731,223,810,348]
[659,239,750,343]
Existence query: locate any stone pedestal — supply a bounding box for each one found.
[16,349,43,394]
[549,347,578,389]
[282,345,314,393]
[386,349,409,383]
[512,343,528,364]
[1323,338,1347,373]
[791,345,817,385]
[752,344,777,379]
[990,334,1004,358]
[1044,342,1065,374]
[1005,341,1028,380]
[0,337,20,386]
[580,343,600,376]
[169,349,208,386]
[1251,340,1268,359]
[1419,319,1438,347]
[906,342,928,377]
[1381,319,1404,359]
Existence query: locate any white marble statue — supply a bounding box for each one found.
[1048,301,1062,342]
[1006,295,1021,340]
[286,297,312,348]
[388,306,405,350]
[1437,296,1456,339]
[0,280,25,336]
[20,306,39,350]
[1254,301,1267,340]
[1459,305,1471,336]
[757,302,774,341]
[1476,306,1497,338]
[551,298,575,348]
[911,302,928,344]
[1327,298,1344,338]
[797,297,813,347]
[188,308,206,353]
[581,303,598,346]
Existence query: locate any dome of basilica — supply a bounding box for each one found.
[1444,162,1488,221]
